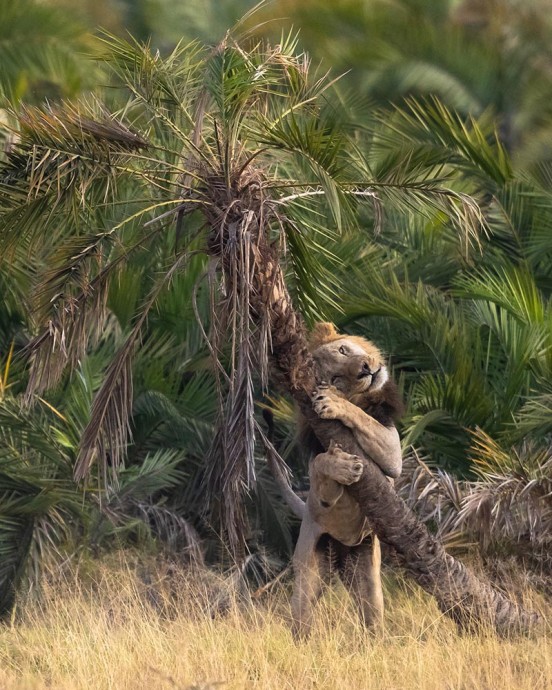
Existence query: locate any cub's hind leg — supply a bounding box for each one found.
[339,536,384,631]
[290,514,326,640]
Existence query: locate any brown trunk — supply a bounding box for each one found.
[258,256,543,636]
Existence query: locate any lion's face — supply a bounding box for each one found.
[312,336,388,397]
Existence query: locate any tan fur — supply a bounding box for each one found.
[290,323,403,639]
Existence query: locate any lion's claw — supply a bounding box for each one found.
[312,385,344,420]
[313,396,340,419]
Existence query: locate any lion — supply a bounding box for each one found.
[268,322,404,639]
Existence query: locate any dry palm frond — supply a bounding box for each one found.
[2,102,147,213]
[112,500,205,567]
[397,435,552,572]
[75,334,134,484]
[25,268,110,398]
[396,448,468,546]
[74,253,191,482]
[199,162,275,558]
[18,102,148,151]
[25,223,169,400]
[458,429,552,561]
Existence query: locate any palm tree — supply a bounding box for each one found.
[0,28,542,631]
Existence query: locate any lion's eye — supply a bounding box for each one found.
[338,345,347,355]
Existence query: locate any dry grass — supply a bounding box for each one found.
[0,553,550,690]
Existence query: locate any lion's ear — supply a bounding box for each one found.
[309,322,339,349]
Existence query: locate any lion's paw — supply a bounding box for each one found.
[325,450,364,485]
[312,386,344,420]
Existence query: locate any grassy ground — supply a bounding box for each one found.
[0,553,550,690]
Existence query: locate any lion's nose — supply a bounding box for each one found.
[357,361,372,379]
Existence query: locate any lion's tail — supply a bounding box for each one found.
[259,411,306,520]
[266,446,306,520]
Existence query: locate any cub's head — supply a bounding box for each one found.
[309,322,388,398]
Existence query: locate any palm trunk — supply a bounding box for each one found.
[254,251,542,636]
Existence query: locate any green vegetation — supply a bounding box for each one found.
[0,0,551,618]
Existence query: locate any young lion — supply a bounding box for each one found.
[273,322,404,638]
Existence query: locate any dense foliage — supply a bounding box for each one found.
[0,0,551,610]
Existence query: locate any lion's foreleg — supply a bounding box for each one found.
[351,423,402,479]
[313,389,402,478]
[291,515,325,640]
[339,536,384,631]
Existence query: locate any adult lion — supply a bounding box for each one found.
[269,322,404,638]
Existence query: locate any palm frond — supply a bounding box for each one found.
[0,102,149,254]
[455,264,547,323]
[376,97,512,186]
[101,31,206,112]
[0,398,86,615]
[74,253,190,482]
[397,437,552,571]
[25,262,111,398]
[131,384,216,459]
[459,429,552,559]
[24,220,173,398]
[513,387,552,440]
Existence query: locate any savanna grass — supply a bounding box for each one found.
[0,553,549,690]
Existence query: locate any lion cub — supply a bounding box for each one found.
[290,322,404,639]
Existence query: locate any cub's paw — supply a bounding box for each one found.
[325,449,364,485]
[311,386,343,420]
